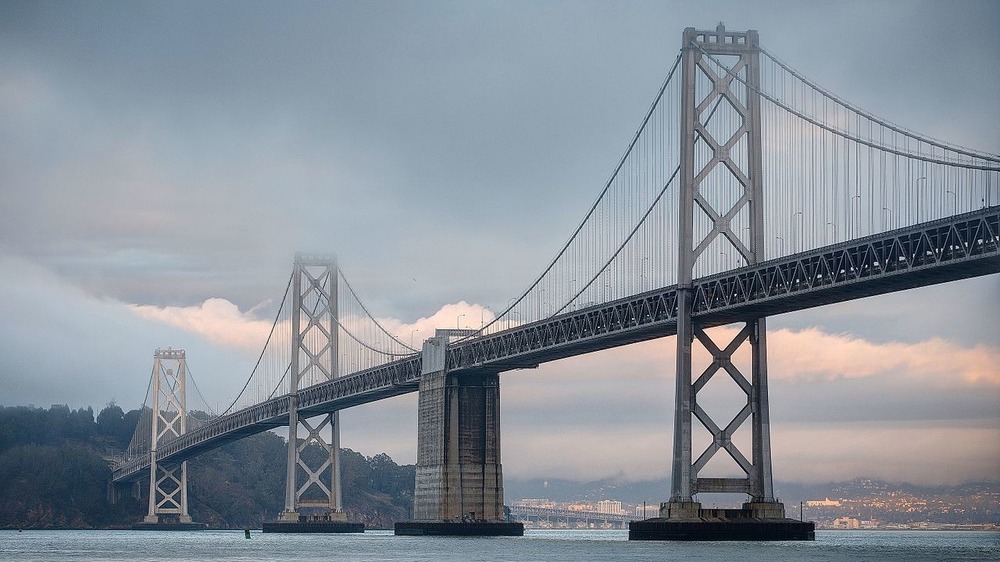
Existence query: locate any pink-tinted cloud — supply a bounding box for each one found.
[124,298,999,484]
[701,325,1000,387]
[127,298,1000,390]
[128,298,273,352]
[375,301,496,348]
[773,423,1000,485]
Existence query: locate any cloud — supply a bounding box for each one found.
[377,301,496,345]
[701,325,1000,387]
[126,296,1000,396]
[773,423,1000,486]
[1,247,997,485]
[0,252,256,410]
[128,298,273,352]
[2,3,999,488]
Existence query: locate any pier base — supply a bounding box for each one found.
[629,502,814,541]
[132,521,207,531]
[263,513,364,533]
[394,521,524,536]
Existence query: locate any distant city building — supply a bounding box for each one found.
[832,516,860,529]
[515,498,554,508]
[596,500,624,515]
[806,498,842,507]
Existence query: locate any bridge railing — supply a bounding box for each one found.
[114,207,998,483]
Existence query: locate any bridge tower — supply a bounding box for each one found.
[266,254,362,532]
[394,329,523,536]
[137,348,202,529]
[632,24,812,540]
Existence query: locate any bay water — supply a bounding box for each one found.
[2,528,997,561]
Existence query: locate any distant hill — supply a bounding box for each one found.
[507,476,999,504]
[505,476,1000,524]
[0,404,413,529]
[4,404,994,528]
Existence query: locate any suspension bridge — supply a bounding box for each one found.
[111,25,999,540]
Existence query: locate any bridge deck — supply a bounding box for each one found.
[113,208,999,483]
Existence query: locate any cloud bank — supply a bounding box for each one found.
[117,294,1000,485]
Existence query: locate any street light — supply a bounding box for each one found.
[505,298,517,330]
[946,190,957,215]
[480,306,491,329]
[410,329,419,347]
[775,236,784,257]
[456,313,465,329]
[790,211,803,252]
[882,207,892,230]
[851,194,861,238]
[827,222,837,243]
[916,176,927,222]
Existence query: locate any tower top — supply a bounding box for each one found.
[155,348,185,360]
[683,24,759,53]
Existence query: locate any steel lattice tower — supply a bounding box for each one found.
[665,24,783,518]
[143,348,193,524]
[278,254,345,522]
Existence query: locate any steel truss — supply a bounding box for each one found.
[113,210,999,484]
[280,254,344,521]
[143,348,192,524]
[667,24,775,507]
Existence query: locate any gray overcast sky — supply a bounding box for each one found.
[1,1,998,487]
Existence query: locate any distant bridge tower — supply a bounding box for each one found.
[143,348,192,524]
[666,24,783,519]
[277,254,347,524]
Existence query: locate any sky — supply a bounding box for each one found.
[1,1,998,490]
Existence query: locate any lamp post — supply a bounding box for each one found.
[775,236,784,257]
[410,329,419,347]
[946,190,957,215]
[916,176,927,222]
[505,298,517,330]
[456,313,465,329]
[827,222,837,244]
[851,194,862,238]
[791,211,803,252]
[882,207,892,230]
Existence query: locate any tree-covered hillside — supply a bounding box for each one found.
[0,404,414,529]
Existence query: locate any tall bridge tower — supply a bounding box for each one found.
[670,23,775,512]
[138,348,201,528]
[267,254,362,532]
[633,24,812,540]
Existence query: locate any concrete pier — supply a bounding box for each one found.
[629,501,814,541]
[395,331,523,536]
